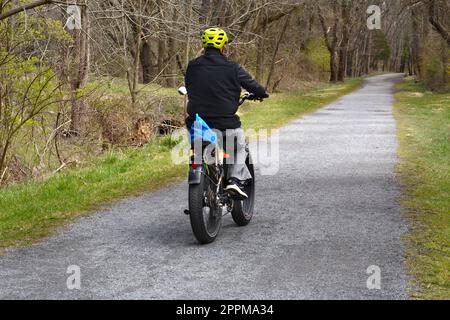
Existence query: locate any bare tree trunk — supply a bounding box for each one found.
[70,2,90,136]
[167,42,177,87]
[0,138,11,184]
[211,0,225,26]
[128,23,142,108]
[346,50,353,77]
[255,18,267,83]
[157,39,166,76]
[337,1,349,82]
[127,0,143,108]
[330,50,339,82]
[440,38,449,86]
[411,7,422,78]
[156,0,166,81]
[185,0,193,68]
[366,32,372,75]
[199,0,211,26]
[318,3,339,82]
[140,38,153,84]
[166,7,179,87]
[266,14,291,91]
[337,46,347,81]
[408,46,414,76]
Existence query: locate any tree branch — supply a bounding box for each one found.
[0,0,53,21]
[429,0,450,46]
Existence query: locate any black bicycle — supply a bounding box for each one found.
[180,90,263,243]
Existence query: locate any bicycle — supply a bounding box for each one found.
[179,89,263,244]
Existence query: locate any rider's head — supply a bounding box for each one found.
[201,27,228,53]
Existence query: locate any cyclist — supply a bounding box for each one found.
[185,27,269,199]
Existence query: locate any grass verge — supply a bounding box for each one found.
[0,78,362,250]
[394,77,450,299]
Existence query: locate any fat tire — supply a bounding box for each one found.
[231,155,255,226]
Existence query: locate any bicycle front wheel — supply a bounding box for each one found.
[231,154,255,226]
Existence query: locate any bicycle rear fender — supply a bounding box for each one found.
[188,165,204,185]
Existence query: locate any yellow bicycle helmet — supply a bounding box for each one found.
[201,27,228,49]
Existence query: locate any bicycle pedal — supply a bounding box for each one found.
[184,209,190,215]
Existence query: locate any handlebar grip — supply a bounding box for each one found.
[239,92,268,105]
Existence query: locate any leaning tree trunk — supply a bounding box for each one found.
[266,14,291,91]
[429,0,450,46]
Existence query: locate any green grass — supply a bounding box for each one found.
[0,142,186,249]
[0,78,362,250]
[394,77,450,299]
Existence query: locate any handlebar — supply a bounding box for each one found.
[238,92,267,106]
[179,86,268,106]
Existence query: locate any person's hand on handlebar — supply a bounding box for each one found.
[261,91,270,99]
[241,91,269,101]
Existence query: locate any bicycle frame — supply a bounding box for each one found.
[188,143,234,211]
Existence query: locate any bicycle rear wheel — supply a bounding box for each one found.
[189,171,222,244]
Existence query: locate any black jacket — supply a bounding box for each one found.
[185,48,266,130]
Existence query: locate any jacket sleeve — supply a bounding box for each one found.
[236,65,267,98]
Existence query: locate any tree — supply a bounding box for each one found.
[0,4,68,183]
[69,1,90,135]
